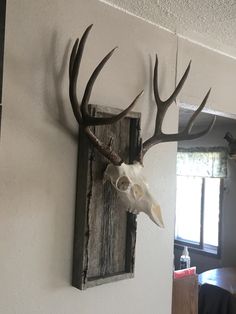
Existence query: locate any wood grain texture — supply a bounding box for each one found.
[72,105,141,290]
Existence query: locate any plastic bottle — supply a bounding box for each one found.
[180,246,191,269]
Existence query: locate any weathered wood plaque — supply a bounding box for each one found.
[72,105,141,290]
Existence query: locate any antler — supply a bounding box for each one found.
[69,24,143,166]
[142,55,216,157]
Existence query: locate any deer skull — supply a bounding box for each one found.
[69,25,215,227]
[104,162,164,227]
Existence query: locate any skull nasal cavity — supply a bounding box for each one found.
[131,184,144,200]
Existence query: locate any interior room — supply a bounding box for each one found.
[0,1,236,314]
[174,109,236,273]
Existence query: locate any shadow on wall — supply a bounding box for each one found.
[43,30,77,141]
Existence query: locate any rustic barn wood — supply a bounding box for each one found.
[72,105,141,290]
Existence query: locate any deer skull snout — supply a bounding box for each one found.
[104,162,164,227]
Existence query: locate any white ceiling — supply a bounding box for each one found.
[100,0,236,59]
[179,108,236,129]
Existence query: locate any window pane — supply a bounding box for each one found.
[203,178,221,247]
[175,176,202,244]
[177,150,227,178]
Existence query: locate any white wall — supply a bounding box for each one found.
[1,1,236,314]
[0,1,177,314]
[177,37,236,113]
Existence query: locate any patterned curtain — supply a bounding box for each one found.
[177,147,227,178]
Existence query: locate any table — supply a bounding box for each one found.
[198,267,236,296]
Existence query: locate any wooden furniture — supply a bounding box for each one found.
[198,267,236,296]
[172,275,198,314]
[198,268,236,313]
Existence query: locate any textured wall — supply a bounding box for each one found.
[100,0,236,58]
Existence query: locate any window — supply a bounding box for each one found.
[175,148,227,255]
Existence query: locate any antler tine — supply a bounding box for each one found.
[80,48,143,125]
[184,89,211,133]
[86,90,144,126]
[69,24,93,123]
[142,57,215,158]
[72,26,143,125]
[179,89,216,140]
[69,25,143,165]
[164,59,191,106]
[153,55,191,108]
[69,39,82,123]
[152,55,191,136]
[180,116,216,141]
[81,47,118,118]
[142,109,215,157]
[69,38,79,80]
[72,24,93,80]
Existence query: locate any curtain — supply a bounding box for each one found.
[177,147,227,178]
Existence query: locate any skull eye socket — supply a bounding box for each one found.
[131,184,144,200]
[116,176,131,192]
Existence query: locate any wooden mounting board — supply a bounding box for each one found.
[72,105,141,290]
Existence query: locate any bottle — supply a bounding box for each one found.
[180,246,191,269]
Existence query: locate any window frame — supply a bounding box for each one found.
[174,176,224,257]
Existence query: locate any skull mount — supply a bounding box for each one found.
[69,24,215,227]
[104,162,164,227]
[70,25,215,290]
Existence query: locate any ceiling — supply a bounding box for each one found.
[100,0,236,59]
[179,108,236,130]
